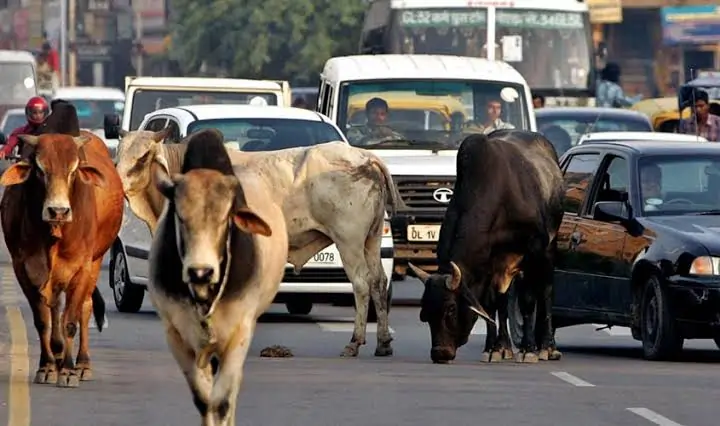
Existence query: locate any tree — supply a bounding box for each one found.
[169,0,366,85]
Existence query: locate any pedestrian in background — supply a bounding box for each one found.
[532,93,545,109]
[679,90,720,142]
[596,62,642,108]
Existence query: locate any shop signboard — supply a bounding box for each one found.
[661,5,720,45]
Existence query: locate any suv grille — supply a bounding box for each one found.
[394,175,456,211]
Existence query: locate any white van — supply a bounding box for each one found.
[317,54,533,278]
[0,50,38,119]
[104,76,292,138]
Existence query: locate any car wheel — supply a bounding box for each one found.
[507,282,536,350]
[640,275,683,360]
[286,299,313,315]
[109,249,145,313]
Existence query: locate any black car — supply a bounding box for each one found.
[511,140,720,360]
[536,107,653,156]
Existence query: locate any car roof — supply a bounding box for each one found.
[321,54,527,85]
[3,108,25,116]
[536,106,650,120]
[569,140,720,156]
[53,86,125,100]
[578,132,708,144]
[149,104,327,122]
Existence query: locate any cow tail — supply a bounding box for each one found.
[91,287,107,332]
[370,158,400,216]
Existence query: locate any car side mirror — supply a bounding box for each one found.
[592,201,630,223]
[0,132,6,145]
[103,114,120,139]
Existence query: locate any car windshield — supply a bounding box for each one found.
[538,113,652,155]
[62,99,125,130]
[129,90,279,130]
[639,155,720,216]
[1,112,26,134]
[187,118,344,151]
[338,79,529,150]
[0,63,36,104]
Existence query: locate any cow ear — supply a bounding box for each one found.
[154,169,178,200]
[77,164,106,187]
[233,207,272,237]
[0,161,32,186]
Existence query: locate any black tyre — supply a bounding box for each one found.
[109,249,145,313]
[640,275,683,360]
[286,299,313,315]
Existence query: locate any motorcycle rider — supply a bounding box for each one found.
[0,96,50,159]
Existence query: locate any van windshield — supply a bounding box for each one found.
[338,79,529,150]
[128,90,279,130]
[0,63,36,105]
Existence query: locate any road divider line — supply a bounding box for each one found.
[550,371,595,387]
[6,306,31,426]
[627,407,684,426]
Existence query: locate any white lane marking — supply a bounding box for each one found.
[470,322,487,335]
[317,323,394,334]
[592,324,633,336]
[550,371,595,387]
[627,408,685,426]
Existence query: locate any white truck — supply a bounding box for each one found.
[317,54,535,278]
[103,76,292,139]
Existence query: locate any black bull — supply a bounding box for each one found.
[409,130,565,364]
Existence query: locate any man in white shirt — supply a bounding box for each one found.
[482,99,515,134]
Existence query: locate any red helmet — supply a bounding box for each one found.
[25,96,49,124]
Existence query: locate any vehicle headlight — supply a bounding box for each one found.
[689,256,720,275]
[383,220,391,237]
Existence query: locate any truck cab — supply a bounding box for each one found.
[104,76,292,139]
[317,54,534,277]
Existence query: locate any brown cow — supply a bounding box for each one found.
[149,130,288,425]
[116,129,398,357]
[0,130,124,387]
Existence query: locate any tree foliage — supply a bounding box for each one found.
[170,0,366,85]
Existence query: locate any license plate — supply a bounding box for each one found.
[306,246,342,267]
[407,224,441,242]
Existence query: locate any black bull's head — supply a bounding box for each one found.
[409,262,495,364]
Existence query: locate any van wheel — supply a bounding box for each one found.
[640,275,683,360]
[110,250,145,313]
[286,300,313,315]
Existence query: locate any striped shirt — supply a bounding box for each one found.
[679,114,720,142]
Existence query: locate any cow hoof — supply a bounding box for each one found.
[340,344,360,357]
[57,370,80,388]
[480,352,491,363]
[549,349,563,361]
[490,351,506,363]
[501,348,514,360]
[374,344,393,357]
[514,352,539,364]
[76,366,93,381]
[33,367,58,384]
[538,349,549,361]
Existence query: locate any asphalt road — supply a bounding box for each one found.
[1,245,720,425]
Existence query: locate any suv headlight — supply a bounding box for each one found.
[689,256,720,275]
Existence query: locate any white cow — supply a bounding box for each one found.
[116,127,399,357]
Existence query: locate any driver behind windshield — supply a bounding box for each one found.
[640,164,663,211]
[482,99,515,134]
[347,97,404,145]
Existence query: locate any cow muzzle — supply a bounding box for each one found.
[183,262,220,302]
[43,204,72,222]
[430,346,457,364]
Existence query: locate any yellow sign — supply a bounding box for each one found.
[586,0,623,24]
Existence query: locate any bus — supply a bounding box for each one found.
[359,0,595,101]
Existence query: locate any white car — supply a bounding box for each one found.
[109,104,395,317]
[0,107,25,135]
[578,131,709,145]
[52,86,125,156]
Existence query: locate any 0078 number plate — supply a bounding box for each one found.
[305,246,342,267]
[312,252,336,263]
[407,224,441,242]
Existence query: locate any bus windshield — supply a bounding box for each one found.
[390,8,592,92]
[338,79,529,150]
[0,63,36,104]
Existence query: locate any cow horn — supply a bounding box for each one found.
[408,263,430,282]
[447,261,462,291]
[469,305,496,326]
[73,135,91,147]
[152,127,171,143]
[17,134,39,146]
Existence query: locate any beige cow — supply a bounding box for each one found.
[148,130,288,425]
[116,128,399,357]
